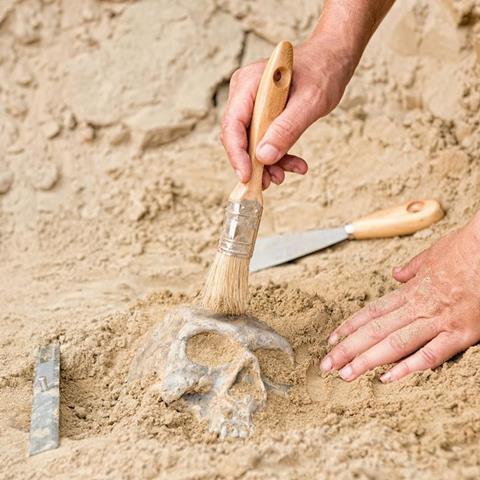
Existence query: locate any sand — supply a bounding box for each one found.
[1,0,480,478]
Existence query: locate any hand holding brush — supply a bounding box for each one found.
[202,41,294,315]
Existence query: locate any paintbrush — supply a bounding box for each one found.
[202,41,294,315]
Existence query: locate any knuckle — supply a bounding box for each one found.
[332,343,350,364]
[352,355,370,373]
[338,322,351,337]
[366,319,384,341]
[449,328,474,348]
[271,117,297,144]
[367,302,381,319]
[420,346,438,368]
[397,361,411,377]
[388,332,408,352]
[445,316,462,333]
[460,329,478,346]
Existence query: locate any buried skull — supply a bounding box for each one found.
[128,306,293,439]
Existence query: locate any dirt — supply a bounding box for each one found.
[187,332,243,368]
[1,0,480,478]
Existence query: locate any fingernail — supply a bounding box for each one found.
[339,365,353,380]
[321,357,333,373]
[234,169,243,181]
[256,143,280,164]
[380,372,392,383]
[328,333,338,345]
[293,167,304,174]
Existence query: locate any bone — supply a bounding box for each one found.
[128,306,294,439]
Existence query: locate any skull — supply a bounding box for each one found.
[128,306,293,439]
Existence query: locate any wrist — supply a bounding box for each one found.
[307,0,394,76]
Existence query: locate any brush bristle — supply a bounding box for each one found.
[201,251,249,315]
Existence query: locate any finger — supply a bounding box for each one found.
[276,154,308,175]
[380,332,460,383]
[328,289,407,345]
[255,93,318,166]
[221,64,264,182]
[392,250,429,283]
[266,165,285,185]
[338,318,439,381]
[322,304,414,373]
[262,169,271,190]
[221,119,251,182]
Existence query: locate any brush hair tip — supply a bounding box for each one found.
[201,252,250,316]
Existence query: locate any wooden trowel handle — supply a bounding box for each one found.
[231,41,294,202]
[347,199,445,240]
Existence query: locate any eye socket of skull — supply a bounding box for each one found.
[254,348,292,385]
[186,332,241,367]
[229,365,265,403]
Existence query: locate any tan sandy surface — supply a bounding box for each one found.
[2,0,480,478]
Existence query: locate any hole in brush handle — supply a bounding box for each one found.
[272,67,291,89]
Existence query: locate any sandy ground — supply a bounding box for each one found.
[2,0,480,478]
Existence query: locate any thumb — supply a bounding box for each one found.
[393,250,428,283]
[255,96,316,165]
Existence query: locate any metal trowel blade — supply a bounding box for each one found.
[250,226,348,272]
[29,344,60,456]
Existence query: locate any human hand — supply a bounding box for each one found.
[221,39,356,189]
[321,213,480,383]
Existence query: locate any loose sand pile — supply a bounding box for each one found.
[1,0,480,478]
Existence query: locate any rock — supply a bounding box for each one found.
[108,124,130,146]
[42,120,61,139]
[125,106,195,149]
[81,6,96,22]
[63,0,243,146]
[217,0,322,43]
[455,121,473,142]
[6,144,23,154]
[129,201,147,222]
[339,83,367,111]
[402,93,423,111]
[423,64,463,120]
[419,3,465,61]
[241,32,273,66]
[79,124,96,143]
[74,405,87,419]
[0,171,14,194]
[13,10,42,45]
[13,63,33,86]
[0,1,14,26]
[441,0,476,25]
[433,149,470,179]
[130,242,144,256]
[386,7,421,55]
[29,163,60,191]
[63,110,77,130]
[6,95,28,118]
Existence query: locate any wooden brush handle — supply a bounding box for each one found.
[347,199,445,240]
[230,41,294,203]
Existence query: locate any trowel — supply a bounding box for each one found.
[250,199,444,272]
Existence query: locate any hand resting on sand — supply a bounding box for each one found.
[322,212,480,382]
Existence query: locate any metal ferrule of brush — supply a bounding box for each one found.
[218,200,263,258]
